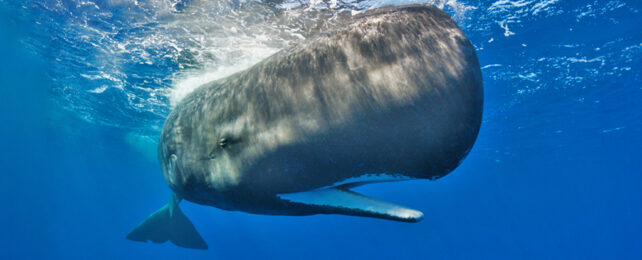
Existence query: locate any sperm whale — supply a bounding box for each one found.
[127,4,483,249]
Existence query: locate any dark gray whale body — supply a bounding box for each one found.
[127,4,483,249]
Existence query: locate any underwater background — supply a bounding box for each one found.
[0,0,640,259]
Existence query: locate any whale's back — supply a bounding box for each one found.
[229,5,483,193]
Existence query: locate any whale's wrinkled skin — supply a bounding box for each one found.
[127,4,483,249]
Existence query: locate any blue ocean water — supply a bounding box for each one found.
[0,0,640,259]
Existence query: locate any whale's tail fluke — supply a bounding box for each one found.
[126,193,207,250]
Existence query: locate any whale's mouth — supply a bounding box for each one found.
[167,154,179,185]
[323,173,415,189]
[277,173,423,222]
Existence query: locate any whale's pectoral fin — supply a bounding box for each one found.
[126,193,207,249]
[278,188,423,222]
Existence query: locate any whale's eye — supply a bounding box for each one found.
[218,138,228,148]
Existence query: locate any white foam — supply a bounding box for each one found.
[481,64,503,69]
[169,45,280,107]
[88,85,108,94]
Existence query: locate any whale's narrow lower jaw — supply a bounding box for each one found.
[277,173,423,222]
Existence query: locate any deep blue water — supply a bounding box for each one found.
[1,0,640,259]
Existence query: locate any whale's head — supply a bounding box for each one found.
[157,100,253,204]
